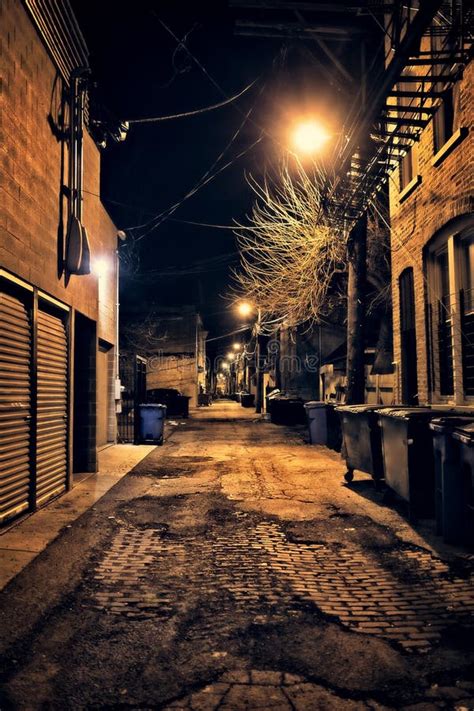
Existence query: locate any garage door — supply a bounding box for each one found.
[36,306,68,506]
[0,288,32,524]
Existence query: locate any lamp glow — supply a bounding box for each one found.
[237,301,253,318]
[292,120,330,155]
[233,342,241,350]
[94,257,110,278]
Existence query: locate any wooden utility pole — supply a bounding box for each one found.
[346,213,367,404]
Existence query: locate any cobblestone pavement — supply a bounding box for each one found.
[164,670,386,710]
[89,520,474,653]
[1,401,474,710]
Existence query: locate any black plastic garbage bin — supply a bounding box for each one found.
[430,416,474,543]
[379,408,451,519]
[336,404,397,484]
[452,422,474,546]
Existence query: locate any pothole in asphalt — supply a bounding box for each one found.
[130,454,215,478]
[84,496,474,654]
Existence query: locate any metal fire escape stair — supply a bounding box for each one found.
[231,1,473,223]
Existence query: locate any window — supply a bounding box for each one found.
[425,221,474,402]
[435,250,454,396]
[399,144,419,191]
[430,25,461,155]
[399,268,419,405]
[460,234,474,395]
[433,86,458,154]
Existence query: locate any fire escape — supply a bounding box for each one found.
[230,0,473,223]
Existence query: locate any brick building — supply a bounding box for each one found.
[389,49,473,405]
[120,305,207,409]
[0,0,119,525]
[146,309,207,408]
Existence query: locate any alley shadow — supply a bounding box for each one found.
[345,477,474,561]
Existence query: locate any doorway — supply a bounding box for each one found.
[73,313,97,473]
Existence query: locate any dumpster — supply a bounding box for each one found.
[240,392,255,408]
[270,396,306,425]
[430,416,474,542]
[379,408,451,519]
[147,388,190,418]
[304,401,327,445]
[138,403,166,445]
[336,404,397,484]
[452,421,474,545]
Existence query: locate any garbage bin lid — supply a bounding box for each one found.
[452,421,474,444]
[429,416,474,433]
[377,407,447,420]
[335,404,399,414]
[140,403,167,409]
[304,401,326,409]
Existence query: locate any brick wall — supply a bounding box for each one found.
[389,61,474,404]
[0,0,117,347]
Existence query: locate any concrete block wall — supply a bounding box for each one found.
[389,61,474,404]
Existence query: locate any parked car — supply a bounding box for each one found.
[147,388,191,418]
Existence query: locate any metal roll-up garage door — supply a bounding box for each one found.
[0,288,32,524]
[36,306,68,506]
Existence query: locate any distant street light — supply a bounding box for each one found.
[227,352,235,361]
[292,119,330,155]
[235,300,263,414]
[221,362,229,370]
[233,342,241,351]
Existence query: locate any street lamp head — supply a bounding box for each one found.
[233,342,241,351]
[227,352,235,361]
[292,119,330,155]
[221,362,229,370]
[236,301,253,318]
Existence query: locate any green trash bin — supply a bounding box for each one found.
[430,416,474,543]
[379,408,452,520]
[336,404,399,484]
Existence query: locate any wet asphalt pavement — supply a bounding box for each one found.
[0,401,474,710]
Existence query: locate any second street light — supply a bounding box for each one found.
[236,301,263,414]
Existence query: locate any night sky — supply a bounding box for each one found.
[71,0,364,353]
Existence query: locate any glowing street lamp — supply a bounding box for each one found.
[292,119,330,155]
[236,301,253,318]
[227,352,235,361]
[233,342,241,351]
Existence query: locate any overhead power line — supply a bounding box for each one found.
[127,78,258,124]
